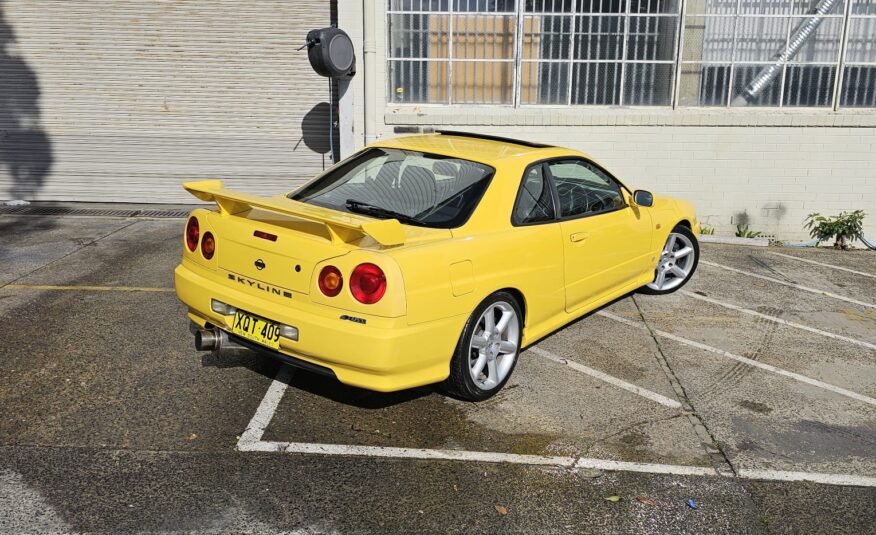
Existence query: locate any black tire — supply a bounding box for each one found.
[639,224,699,295]
[442,291,523,402]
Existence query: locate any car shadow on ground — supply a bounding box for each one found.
[527,289,649,348]
[201,349,434,409]
[197,287,654,411]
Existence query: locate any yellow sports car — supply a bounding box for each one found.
[175,131,699,400]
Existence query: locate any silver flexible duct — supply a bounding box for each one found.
[731,0,842,105]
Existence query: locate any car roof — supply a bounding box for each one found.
[371,132,580,165]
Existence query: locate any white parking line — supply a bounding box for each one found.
[245,438,719,476]
[701,260,876,310]
[738,469,876,487]
[680,290,876,352]
[767,252,876,279]
[237,366,295,448]
[237,368,876,487]
[599,311,876,408]
[243,438,573,465]
[528,346,682,408]
[236,369,711,475]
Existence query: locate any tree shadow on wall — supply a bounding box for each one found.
[0,1,53,203]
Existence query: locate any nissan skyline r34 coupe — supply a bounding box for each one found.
[175,131,700,400]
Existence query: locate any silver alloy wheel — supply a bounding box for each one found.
[647,232,696,292]
[468,301,519,390]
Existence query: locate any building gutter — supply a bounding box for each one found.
[362,0,377,144]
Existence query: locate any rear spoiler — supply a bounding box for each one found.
[183,180,405,246]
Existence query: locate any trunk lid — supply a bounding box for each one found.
[187,181,452,296]
[211,209,352,294]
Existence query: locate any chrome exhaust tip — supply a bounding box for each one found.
[195,328,248,352]
[195,329,219,351]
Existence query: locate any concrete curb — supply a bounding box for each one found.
[698,235,770,247]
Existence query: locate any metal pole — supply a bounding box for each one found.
[672,0,687,109]
[338,79,354,159]
[832,0,854,110]
[513,0,524,107]
[731,0,841,106]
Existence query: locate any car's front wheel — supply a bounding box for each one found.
[443,292,522,401]
[640,225,699,295]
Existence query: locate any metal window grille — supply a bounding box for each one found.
[387,0,876,108]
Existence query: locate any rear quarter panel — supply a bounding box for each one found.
[390,155,566,343]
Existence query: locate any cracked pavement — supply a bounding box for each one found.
[0,214,874,534]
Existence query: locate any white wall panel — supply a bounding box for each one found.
[0,0,333,202]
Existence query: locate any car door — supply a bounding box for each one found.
[545,159,653,312]
[509,162,565,331]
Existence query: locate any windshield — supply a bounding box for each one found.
[290,148,495,228]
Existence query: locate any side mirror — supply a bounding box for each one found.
[633,190,653,207]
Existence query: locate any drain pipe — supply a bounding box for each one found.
[362,0,377,144]
[731,0,841,106]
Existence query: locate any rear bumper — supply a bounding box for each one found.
[174,262,465,392]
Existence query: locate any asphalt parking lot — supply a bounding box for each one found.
[1,213,874,534]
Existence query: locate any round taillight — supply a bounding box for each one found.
[318,266,343,297]
[350,263,386,304]
[185,217,199,252]
[201,232,215,259]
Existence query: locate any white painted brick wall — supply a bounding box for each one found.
[375,118,876,242]
[340,0,876,245]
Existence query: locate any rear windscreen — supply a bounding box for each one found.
[291,148,495,228]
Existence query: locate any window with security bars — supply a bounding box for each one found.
[387,0,876,108]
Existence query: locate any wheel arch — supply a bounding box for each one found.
[492,287,526,324]
[442,286,526,401]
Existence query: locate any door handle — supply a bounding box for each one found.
[570,232,589,243]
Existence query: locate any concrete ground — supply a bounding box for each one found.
[0,213,874,534]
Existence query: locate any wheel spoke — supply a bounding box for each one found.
[654,267,667,288]
[665,235,677,253]
[483,307,496,334]
[671,265,687,278]
[674,246,693,259]
[471,335,489,349]
[471,353,487,378]
[495,310,512,335]
[498,340,517,354]
[486,357,498,385]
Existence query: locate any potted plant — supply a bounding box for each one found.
[803,210,866,250]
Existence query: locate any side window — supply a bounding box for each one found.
[547,160,625,218]
[513,164,555,225]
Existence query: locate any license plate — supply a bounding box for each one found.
[232,311,280,350]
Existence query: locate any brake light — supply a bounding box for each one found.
[185,217,199,252]
[201,232,215,259]
[350,263,386,304]
[318,266,343,297]
[254,230,277,242]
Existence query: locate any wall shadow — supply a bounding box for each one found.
[0,1,53,202]
[299,101,332,157]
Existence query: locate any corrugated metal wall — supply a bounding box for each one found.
[0,0,334,203]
